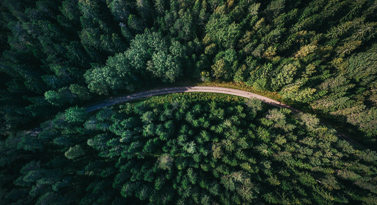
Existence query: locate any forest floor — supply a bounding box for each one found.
[85,85,366,149]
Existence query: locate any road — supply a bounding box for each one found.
[86,86,299,112]
[85,86,365,149]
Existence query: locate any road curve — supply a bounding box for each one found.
[86,86,298,112]
[85,86,366,149]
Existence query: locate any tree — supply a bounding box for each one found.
[248,63,273,91]
[141,111,154,124]
[45,87,75,106]
[17,132,43,152]
[204,14,241,49]
[84,52,137,95]
[87,134,112,151]
[245,98,263,115]
[212,143,223,159]
[264,0,285,20]
[64,145,84,160]
[149,51,181,82]
[127,14,145,33]
[124,30,184,83]
[211,49,237,80]
[346,107,377,137]
[64,106,88,123]
[107,0,131,22]
[135,0,154,23]
[69,84,91,102]
[346,49,377,87]
[157,154,173,170]
[212,59,226,79]
[270,61,300,91]
[280,83,317,103]
[80,28,126,56]
[154,0,167,16]
[59,0,81,23]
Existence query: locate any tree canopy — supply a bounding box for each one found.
[2,93,377,204]
[1,0,377,204]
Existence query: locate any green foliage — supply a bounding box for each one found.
[2,93,377,204]
[212,49,238,80]
[64,145,84,160]
[1,0,376,143]
[1,0,377,204]
[84,52,136,95]
[45,87,75,106]
[69,84,91,102]
[149,51,181,82]
[204,13,241,49]
[64,106,88,123]
[270,61,300,91]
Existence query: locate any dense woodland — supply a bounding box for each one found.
[1,93,377,204]
[1,0,377,204]
[1,0,377,143]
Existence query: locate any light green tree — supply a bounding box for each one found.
[65,145,85,160]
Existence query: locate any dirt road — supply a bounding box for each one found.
[86,86,298,112]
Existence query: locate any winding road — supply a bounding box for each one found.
[86,86,298,112]
[85,86,365,149]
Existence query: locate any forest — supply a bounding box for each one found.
[0,0,377,204]
[2,93,377,204]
